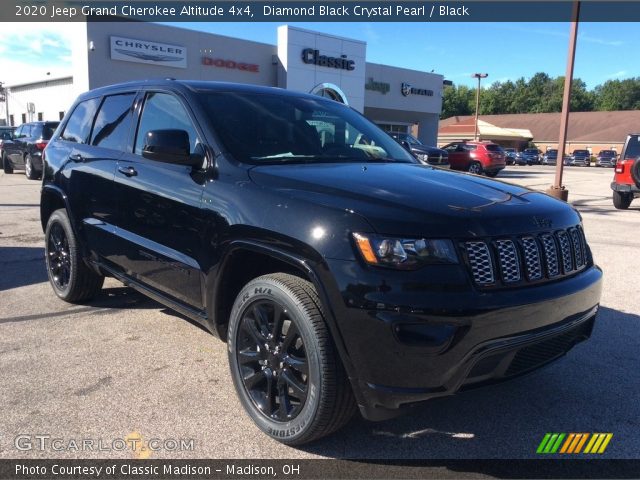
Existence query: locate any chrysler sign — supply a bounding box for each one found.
[110,36,187,69]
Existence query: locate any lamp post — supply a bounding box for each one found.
[472,73,488,141]
[547,0,580,202]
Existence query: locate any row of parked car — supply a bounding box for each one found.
[503,147,618,168]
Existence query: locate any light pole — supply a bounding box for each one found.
[547,0,580,202]
[472,73,488,141]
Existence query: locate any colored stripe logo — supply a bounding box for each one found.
[537,433,613,454]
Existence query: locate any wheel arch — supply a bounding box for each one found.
[208,240,362,404]
[40,185,77,235]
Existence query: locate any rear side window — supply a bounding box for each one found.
[61,98,100,144]
[31,125,43,139]
[463,144,477,151]
[91,93,136,151]
[42,123,59,140]
[623,136,640,160]
[134,92,199,156]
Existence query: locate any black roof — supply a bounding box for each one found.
[78,79,320,101]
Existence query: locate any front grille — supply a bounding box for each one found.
[425,152,448,165]
[463,225,589,288]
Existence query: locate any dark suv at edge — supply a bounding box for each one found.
[2,121,59,179]
[388,132,449,168]
[41,80,603,445]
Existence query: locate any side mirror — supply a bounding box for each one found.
[400,140,412,151]
[142,129,201,167]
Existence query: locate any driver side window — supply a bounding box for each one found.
[134,92,199,157]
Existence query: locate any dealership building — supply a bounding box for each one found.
[2,22,444,144]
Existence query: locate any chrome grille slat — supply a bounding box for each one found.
[540,234,560,277]
[555,230,573,274]
[464,225,589,288]
[494,239,521,283]
[465,241,494,285]
[521,237,542,280]
[569,228,584,269]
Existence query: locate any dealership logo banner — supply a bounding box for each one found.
[110,36,187,68]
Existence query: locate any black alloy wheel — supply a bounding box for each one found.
[237,300,309,421]
[44,209,104,302]
[227,273,355,445]
[47,222,71,289]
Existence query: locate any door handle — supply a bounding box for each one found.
[117,166,138,177]
[68,153,84,162]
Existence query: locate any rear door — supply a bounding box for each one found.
[113,90,206,308]
[53,94,132,260]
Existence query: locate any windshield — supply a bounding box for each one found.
[485,144,503,152]
[599,150,615,157]
[573,150,589,155]
[547,150,558,157]
[201,91,416,165]
[525,149,538,154]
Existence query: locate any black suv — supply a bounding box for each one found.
[2,121,59,179]
[41,80,602,445]
[388,132,449,168]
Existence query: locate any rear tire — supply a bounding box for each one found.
[25,154,39,180]
[613,191,632,210]
[45,209,104,302]
[467,162,483,175]
[631,158,640,189]
[227,273,355,445]
[2,152,13,174]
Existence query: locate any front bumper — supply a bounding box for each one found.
[324,259,603,420]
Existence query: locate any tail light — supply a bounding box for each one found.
[615,164,624,173]
[35,141,48,150]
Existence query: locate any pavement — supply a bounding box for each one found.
[0,164,638,465]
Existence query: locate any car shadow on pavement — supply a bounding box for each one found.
[86,286,210,333]
[0,246,46,291]
[301,306,640,460]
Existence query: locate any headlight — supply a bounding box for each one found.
[353,233,459,269]
[416,153,429,162]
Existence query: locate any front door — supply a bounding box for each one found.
[113,91,206,309]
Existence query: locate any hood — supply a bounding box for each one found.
[249,163,580,238]
[410,145,447,155]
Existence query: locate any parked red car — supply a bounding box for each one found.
[612,134,640,209]
[442,141,506,177]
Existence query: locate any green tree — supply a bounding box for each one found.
[594,78,640,111]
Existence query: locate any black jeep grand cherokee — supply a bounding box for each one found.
[41,80,602,445]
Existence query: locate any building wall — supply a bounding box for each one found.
[79,22,277,94]
[277,26,366,112]
[364,63,443,145]
[6,77,74,126]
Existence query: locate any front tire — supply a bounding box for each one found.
[45,209,104,302]
[227,273,355,445]
[613,191,632,210]
[2,152,13,174]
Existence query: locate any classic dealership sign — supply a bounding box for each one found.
[110,36,187,68]
[202,56,259,73]
[401,82,434,97]
[301,48,355,71]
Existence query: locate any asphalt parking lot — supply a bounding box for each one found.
[0,165,639,462]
